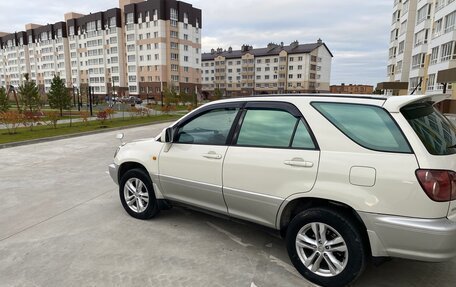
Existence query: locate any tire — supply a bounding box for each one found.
[119,168,159,219]
[286,207,366,287]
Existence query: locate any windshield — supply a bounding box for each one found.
[402,103,456,155]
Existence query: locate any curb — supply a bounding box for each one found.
[0,119,177,150]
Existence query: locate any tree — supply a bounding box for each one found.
[163,87,178,106]
[48,75,71,116]
[213,88,222,100]
[18,73,41,112]
[0,86,9,112]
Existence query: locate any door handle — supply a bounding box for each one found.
[284,158,314,168]
[202,152,222,159]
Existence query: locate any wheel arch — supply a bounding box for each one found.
[118,161,149,183]
[278,197,371,256]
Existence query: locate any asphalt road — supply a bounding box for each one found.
[0,122,455,287]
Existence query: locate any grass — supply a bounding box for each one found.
[0,114,180,145]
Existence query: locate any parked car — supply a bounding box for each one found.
[127,96,142,105]
[109,94,456,287]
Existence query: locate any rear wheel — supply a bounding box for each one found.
[286,207,366,287]
[119,168,159,219]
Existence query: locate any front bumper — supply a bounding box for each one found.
[108,163,119,185]
[359,212,456,262]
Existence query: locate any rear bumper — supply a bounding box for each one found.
[359,212,456,262]
[108,163,119,185]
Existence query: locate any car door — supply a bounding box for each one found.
[223,102,320,228]
[159,103,242,214]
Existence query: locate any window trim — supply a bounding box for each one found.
[172,102,244,146]
[231,101,319,150]
[311,102,414,154]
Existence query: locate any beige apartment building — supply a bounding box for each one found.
[0,0,202,100]
[385,0,456,113]
[201,40,333,98]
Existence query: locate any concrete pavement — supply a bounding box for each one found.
[0,122,455,287]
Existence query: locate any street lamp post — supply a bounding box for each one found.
[72,86,77,108]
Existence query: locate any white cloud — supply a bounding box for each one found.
[0,0,393,85]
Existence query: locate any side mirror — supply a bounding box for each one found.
[116,133,125,145]
[161,127,174,143]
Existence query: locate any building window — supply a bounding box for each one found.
[398,41,405,54]
[433,18,443,38]
[396,60,403,73]
[416,4,430,25]
[414,29,429,47]
[427,74,435,91]
[126,13,134,24]
[170,8,178,20]
[430,46,439,64]
[444,11,456,34]
[440,41,455,62]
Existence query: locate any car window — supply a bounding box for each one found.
[176,108,239,145]
[312,102,411,153]
[236,109,315,149]
[292,121,316,149]
[402,103,456,155]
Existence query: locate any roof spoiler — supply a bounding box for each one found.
[383,94,451,113]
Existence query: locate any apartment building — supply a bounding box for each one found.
[201,40,332,98]
[0,0,202,100]
[385,0,456,112]
[0,32,29,88]
[123,0,202,98]
[66,9,125,97]
[330,84,374,94]
[26,22,71,94]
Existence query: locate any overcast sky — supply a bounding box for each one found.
[0,0,392,86]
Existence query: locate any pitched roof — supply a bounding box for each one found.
[202,42,333,61]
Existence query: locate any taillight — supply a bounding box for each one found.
[416,170,456,202]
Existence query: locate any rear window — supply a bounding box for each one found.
[402,103,456,155]
[312,102,412,153]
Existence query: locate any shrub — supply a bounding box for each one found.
[97,110,108,126]
[45,111,60,129]
[80,111,90,126]
[161,105,176,114]
[23,111,41,131]
[0,111,23,134]
[105,107,115,121]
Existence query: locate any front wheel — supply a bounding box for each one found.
[286,207,367,287]
[119,168,159,219]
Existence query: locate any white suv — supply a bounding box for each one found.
[109,94,456,287]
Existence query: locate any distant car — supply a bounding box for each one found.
[125,96,142,105]
[109,93,456,287]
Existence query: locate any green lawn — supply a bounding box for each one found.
[0,114,180,144]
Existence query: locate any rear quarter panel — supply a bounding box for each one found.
[288,99,450,219]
